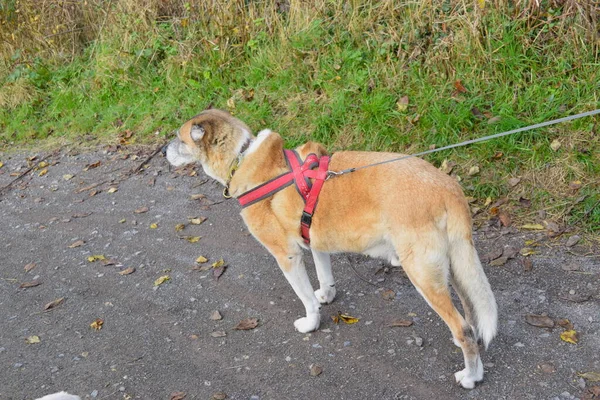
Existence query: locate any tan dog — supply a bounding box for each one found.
[165,109,498,389]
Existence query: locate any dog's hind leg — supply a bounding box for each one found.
[312,250,336,304]
[395,237,483,389]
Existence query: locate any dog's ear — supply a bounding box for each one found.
[190,124,205,141]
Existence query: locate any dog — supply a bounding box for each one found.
[165,109,498,389]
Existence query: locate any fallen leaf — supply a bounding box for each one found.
[521,224,545,230]
[213,266,227,280]
[69,240,85,248]
[389,319,413,327]
[25,335,41,344]
[538,363,556,374]
[107,187,118,193]
[90,318,104,330]
[550,139,561,151]
[19,281,41,289]
[119,267,136,275]
[471,107,485,119]
[331,315,340,324]
[211,392,227,400]
[38,168,48,177]
[454,80,468,93]
[523,257,533,271]
[556,318,574,330]
[190,194,206,200]
[0,161,3,168]
[544,220,562,234]
[154,275,170,286]
[196,256,208,264]
[498,211,511,227]
[439,159,456,174]
[189,334,199,340]
[234,318,259,330]
[182,236,201,243]
[63,174,74,181]
[518,197,531,207]
[310,364,323,376]
[119,219,126,223]
[578,372,600,382]
[44,297,65,311]
[381,289,395,300]
[338,312,359,324]
[560,293,591,303]
[508,177,521,187]
[175,223,185,232]
[468,166,480,176]
[87,255,106,262]
[210,310,223,320]
[189,217,206,225]
[569,180,582,190]
[84,161,101,171]
[150,223,158,229]
[101,258,116,266]
[490,256,509,266]
[566,235,581,247]
[487,116,501,124]
[477,0,485,9]
[560,329,578,344]
[170,392,187,400]
[212,259,226,268]
[89,189,98,197]
[396,96,409,112]
[525,314,554,328]
[520,248,539,256]
[24,262,36,272]
[134,206,149,214]
[72,212,92,218]
[211,331,227,337]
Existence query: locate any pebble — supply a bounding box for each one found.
[285,356,292,362]
[90,390,98,398]
[312,343,322,348]
[578,378,586,389]
[14,363,23,368]
[514,342,525,347]
[250,396,260,400]
[0,347,5,353]
[119,386,125,392]
[414,337,423,347]
[51,366,59,373]
[343,341,351,347]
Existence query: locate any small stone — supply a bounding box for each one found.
[0,347,5,352]
[484,363,495,368]
[311,343,322,348]
[578,378,586,389]
[14,363,23,368]
[250,396,260,400]
[51,366,59,373]
[569,289,575,295]
[212,392,227,400]
[91,390,98,398]
[414,337,423,347]
[539,363,556,374]
[560,391,570,398]
[343,341,351,347]
[514,342,525,347]
[285,356,292,362]
[119,386,125,392]
[210,310,222,320]
[566,235,581,247]
[310,364,323,376]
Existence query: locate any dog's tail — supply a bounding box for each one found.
[447,206,498,348]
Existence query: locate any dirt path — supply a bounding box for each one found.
[0,148,598,400]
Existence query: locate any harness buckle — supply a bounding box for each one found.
[300,211,313,227]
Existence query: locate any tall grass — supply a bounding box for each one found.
[0,0,599,231]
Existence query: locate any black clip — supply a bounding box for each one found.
[301,211,313,227]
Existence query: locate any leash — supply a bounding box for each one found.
[326,109,600,179]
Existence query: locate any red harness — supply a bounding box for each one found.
[237,149,330,244]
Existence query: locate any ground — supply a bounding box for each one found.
[0,147,598,400]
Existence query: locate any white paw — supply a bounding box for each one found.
[454,365,483,389]
[294,315,320,333]
[314,286,336,304]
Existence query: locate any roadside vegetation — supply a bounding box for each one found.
[0,0,598,232]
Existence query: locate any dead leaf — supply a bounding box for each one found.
[150,223,158,229]
[381,289,395,300]
[134,206,149,214]
[90,318,104,330]
[101,258,116,266]
[396,96,409,112]
[212,259,226,268]
[213,266,227,280]
[569,180,582,190]
[498,211,511,227]
[471,107,485,119]
[482,248,503,263]
[508,177,521,187]
[181,236,201,243]
[566,235,581,247]
[521,224,545,230]
[578,372,600,382]
[331,315,339,324]
[310,364,323,376]
[89,189,98,197]
[0,161,3,168]
[523,257,533,271]
[550,139,562,151]
[119,267,135,275]
[72,212,92,218]
[234,318,259,330]
[487,116,501,124]
[190,194,206,200]
[107,187,118,193]
[454,80,468,93]
[196,256,208,264]
[211,331,227,337]
[490,256,509,267]
[338,312,359,324]
[170,392,187,400]
[560,293,591,303]
[525,314,554,328]
[38,168,48,177]
[556,318,574,330]
[63,174,74,181]
[19,281,41,289]
[520,248,539,256]
[44,297,65,311]
[87,255,106,262]
[389,319,413,327]
[175,223,185,232]
[24,262,36,272]
[560,329,578,344]
[439,159,456,174]
[84,161,101,171]
[468,166,480,176]
[538,363,556,374]
[25,335,41,344]
[119,219,126,223]
[69,240,85,248]
[210,310,223,320]
[154,275,170,286]
[189,217,206,225]
[518,197,531,208]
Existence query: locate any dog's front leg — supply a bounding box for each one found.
[275,252,321,333]
[312,250,336,304]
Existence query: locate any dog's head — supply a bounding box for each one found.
[165,109,252,185]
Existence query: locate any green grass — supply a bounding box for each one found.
[0,1,599,232]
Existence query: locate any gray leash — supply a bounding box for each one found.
[326,108,600,179]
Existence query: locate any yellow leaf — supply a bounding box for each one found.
[189,217,206,225]
[396,96,409,112]
[184,236,201,243]
[212,259,225,268]
[227,97,235,110]
[331,315,339,324]
[87,255,106,262]
[154,275,170,286]
[25,335,41,344]
[521,224,545,230]
[119,267,135,275]
[484,197,492,206]
[119,219,126,223]
[175,223,185,232]
[63,174,74,180]
[477,0,485,9]
[560,330,578,344]
[90,318,104,330]
[196,256,208,264]
[38,168,48,177]
[578,371,600,382]
[524,240,539,246]
[150,223,158,229]
[107,187,118,193]
[338,312,359,324]
[0,161,4,168]
[520,248,539,256]
[37,161,49,168]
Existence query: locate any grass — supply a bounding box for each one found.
[0,0,599,233]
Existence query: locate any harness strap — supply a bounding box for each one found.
[300,155,329,244]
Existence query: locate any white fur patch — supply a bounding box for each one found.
[35,392,81,400]
[244,129,271,156]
